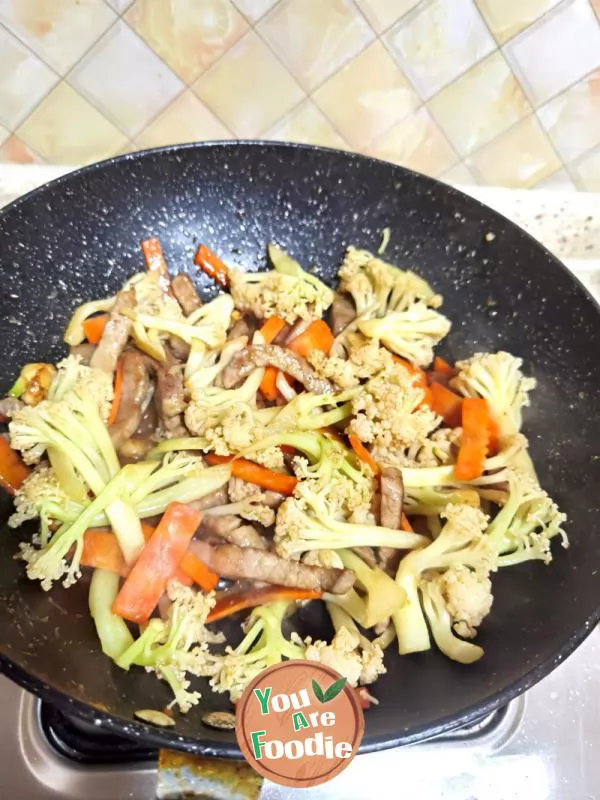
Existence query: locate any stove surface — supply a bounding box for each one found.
[0,626,597,800]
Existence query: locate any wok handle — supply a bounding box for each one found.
[156,749,263,799]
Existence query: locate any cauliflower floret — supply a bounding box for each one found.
[402,426,462,468]
[48,355,114,423]
[9,464,73,530]
[304,626,386,687]
[253,446,285,471]
[349,364,441,464]
[229,270,333,324]
[358,302,451,367]
[228,476,263,503]
[307,335,394,389]
[450,351,537,437]
[434,564,493,639]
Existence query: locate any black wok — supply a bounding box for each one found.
[0,142,599,757]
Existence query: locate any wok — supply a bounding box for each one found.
[0,142,598,757]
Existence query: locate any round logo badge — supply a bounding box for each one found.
[235,660,364,788]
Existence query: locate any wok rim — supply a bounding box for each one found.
[0,139,599,758]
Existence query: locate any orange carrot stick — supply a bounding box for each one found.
[287,320,334,358]
[429,382,463,427]
[179,551,219,592]
[258,316,289,400]
[207,585,321,623]
[141,237,172,296]
[205,454,297,496]
[112,503,202,623]
[194,244,230,288]
[348,433,380,475]
[107,356,125,427]
[0,437,30,495]
[454,398,491,481]
[82,315,108,345]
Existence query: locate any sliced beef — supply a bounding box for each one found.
[251,344,333,394]
[190,541,355,594]
[168,335,190,362]
[118,438,154,463]
[200,515,267,550]
[69,342,96,365]
[376,548,402,577]
[90,287,135,375]
[191,486,229,511]
[352,546,377,569]
[380,466,404,529]
[109,351,151,450]
[330,293,356,335]
[282,319,310,344]
[171,274,203,316]
[0,397,24,419]
[219,348,255,389]
[228,315,258,341]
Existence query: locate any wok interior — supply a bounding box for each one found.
[0,143,599,754]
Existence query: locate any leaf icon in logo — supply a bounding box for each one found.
[312,676,347,703]
[312,679,325,703]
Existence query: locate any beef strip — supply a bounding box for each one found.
[0,397,23,419]
[118,438,155,463]
[218,348,255,389]
[143,350,187,437]
[109,351,151,450]
[69,343,96,365]
[282,319,311,344]
[352,546,377,569]
[168,335,190,362]
[190,486,229,511]
[228,315,258,341]
[377,466,405,576]
[251,344,333,394]
[190,541,356,594]
[200,515,267,549]
[90,287,135,375]
[330,293,356,336]
[171,274,203,316]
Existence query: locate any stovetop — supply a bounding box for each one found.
[0,625,597,800]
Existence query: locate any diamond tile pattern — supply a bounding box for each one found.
[257,0,375,92]
[0,26,58,129]
[0,0,116,75]
[69,21,184,137]
[0,0,599,189]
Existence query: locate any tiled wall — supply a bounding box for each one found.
[1,0,600,191]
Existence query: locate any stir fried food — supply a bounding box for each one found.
[0,237,568,714]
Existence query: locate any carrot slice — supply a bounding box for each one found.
[141,237,172,298]
[207,585,321,623]
[400,512,413,532]
[205,454,297,496]
[107,356,125,427]
[0,437,30,495]
[112,503,202,623]
[433,356,456,377]
[454,398,491,482]
[179,551,219,593]
[82,315,108,345]
[287,320,334,358]
[429,382,463,427]
[194,244,230,288]
[259,366,279,401]
[348,433,380,475]
[259,316,287,344]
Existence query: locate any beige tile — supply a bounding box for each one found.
[0,27,57,129]
[0,134,45,164]
[232,0,278,22]
[538,71,600,162]
[466,115,561,188]
[193,30,304,137]
[16,83,127,165]
[0,0,116,75]
[313,41,420,149]
[0,125,10,147]
[126,0,249,84]
[265,99,347,149]
[569,146,600,191]
[384,0,495,100]
[368,107,459,177]
[136,91,231,148]
[476,0,562,44]
[504,0,600,107]
[257,0,374,92]
[439,161,478,185]
[69,21,183,137]
[355,0,420,33]
[105,0,135,10]
[533,168,576,191]
[427,52,531,157]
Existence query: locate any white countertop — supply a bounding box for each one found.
[1,163,599,303]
